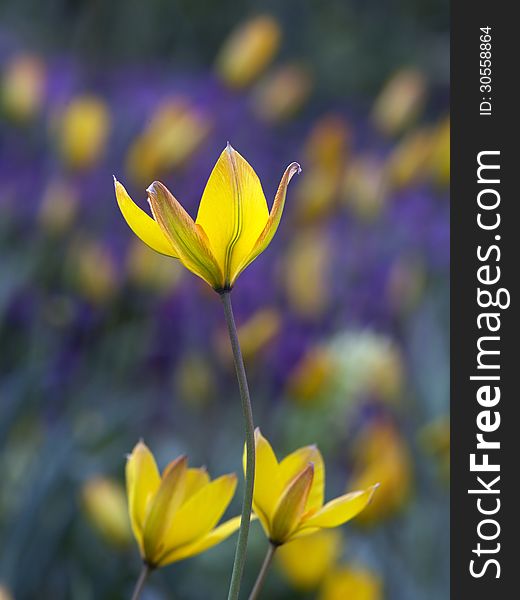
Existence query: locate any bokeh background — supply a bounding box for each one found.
[0,1,449,599]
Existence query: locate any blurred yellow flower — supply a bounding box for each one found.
[237,308,281,361]
[126,441,240,568]
[68,238,118,304]
[342,156,388,222]
[81,476,132,547]
[428,115,450,186]
[115,144,300,291]
[386,127,435,189]
[0,583,14,600]
[245,430,378,545]
[277,530,342,590]
[57,95,110,170]
[371,68,426,136]
[216,16,281,88]
[1,53,46,122]
[286,346,336,405]
[38,179,79,236]
[252,64,312,122]
[126,98,211,184]
[126,239,183,294]
[349,421,412,525]
[293,114,350,222]
[217,308,281,364]
[175,353,217,410]
[305,114,351,173]
[283,229,331,318]
[319,566,382,600]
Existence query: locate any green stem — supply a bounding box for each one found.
[221,290,256,600]
[248,543,277,600]
[131,563,150,600]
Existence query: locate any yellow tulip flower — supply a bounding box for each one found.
[126,441,240,568]
[245,430,378,545]
[114,144,300,292]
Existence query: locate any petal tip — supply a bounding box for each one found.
[369,483,381,500]
[145,181,158,196]
[227,472,239,484]
[289,161,302,177]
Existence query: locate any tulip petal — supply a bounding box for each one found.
[232,161,300,283]
[184,467,210,501]
[195,144,270,285]
[114,178,178,257]
[125,441,161,551]
[285,526,321,541]
[158,516,242,566]
[147,181,223,289]
[162,474,237,550]
[142,456,188,564]
[300,485,379,530]
[271,464,314,544]
[279,445,324,512]
[244,429,280,531]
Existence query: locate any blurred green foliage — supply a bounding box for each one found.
[0,0,448,93]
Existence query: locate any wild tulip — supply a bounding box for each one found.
[246,429,378,546]
[114,143,300,292]
[126,441,240,569]
[245,430,378,600]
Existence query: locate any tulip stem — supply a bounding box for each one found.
[220,290,256,600]
[248,543,277,600]
[131,563,150,600]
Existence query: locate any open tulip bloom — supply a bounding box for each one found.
[245,430,379,546]
[114,143,300,291]
[126,441,240,568]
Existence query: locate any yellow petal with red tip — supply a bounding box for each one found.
[195,144,269,286]
[233,161,300,283]
[114,179,178,257]
[271,464,314,543]
[301,485,379,530]
[142,456,188,564]
[147,181,223,288]
[125,441,161,551]
[279,444,324,511]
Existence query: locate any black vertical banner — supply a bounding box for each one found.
[452,1,519,597]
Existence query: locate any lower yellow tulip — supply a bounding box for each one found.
[126,441,240,568]
[245,429,378,545]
